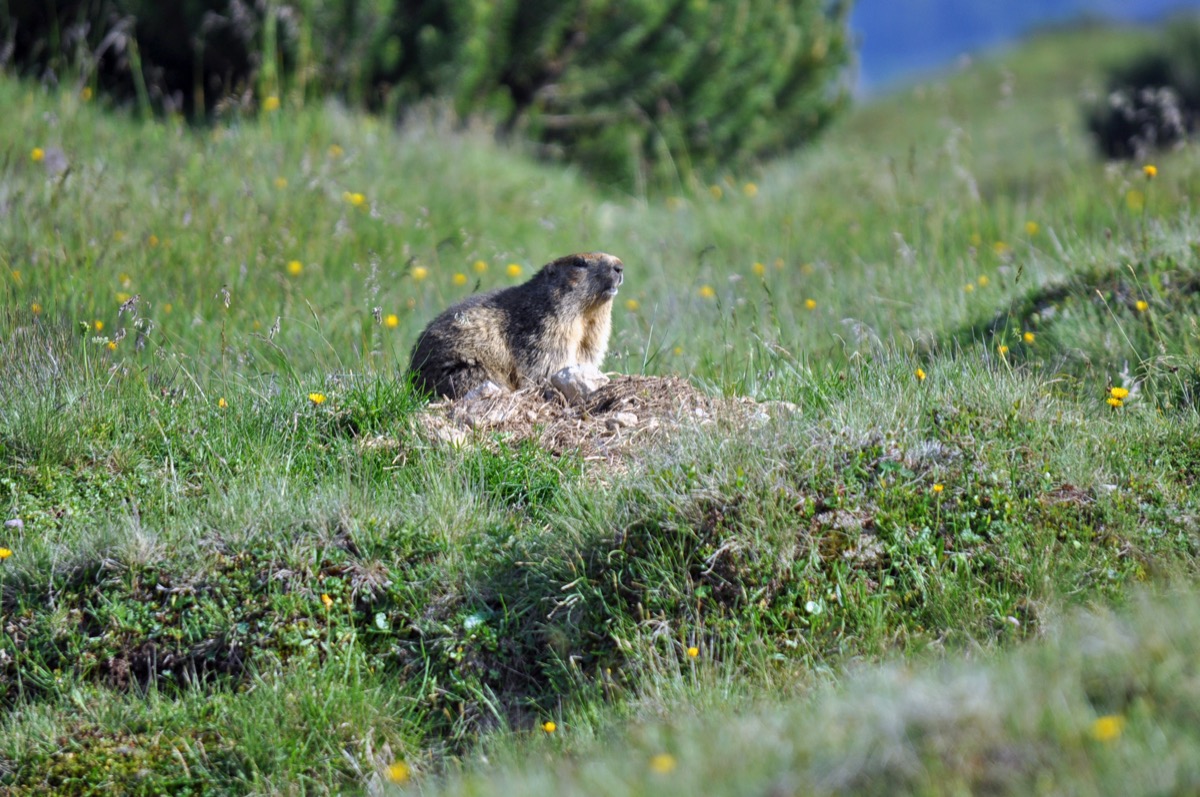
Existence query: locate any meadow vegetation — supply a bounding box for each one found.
[1,20,1200,795]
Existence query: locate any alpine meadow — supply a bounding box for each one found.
[3,16,1200,797]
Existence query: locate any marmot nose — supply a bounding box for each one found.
[612,262,624,280]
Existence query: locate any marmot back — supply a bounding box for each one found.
[408,252,625,399]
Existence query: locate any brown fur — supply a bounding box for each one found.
[408,252,624,398]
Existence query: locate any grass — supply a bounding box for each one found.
[2,19,1200,795]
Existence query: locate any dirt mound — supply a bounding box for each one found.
[412,375,795,464]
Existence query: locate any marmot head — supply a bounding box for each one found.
[542,252,624,307]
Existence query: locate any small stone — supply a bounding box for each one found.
[462,380,504,401]
[551,364,610,404]
[613,412,638,427]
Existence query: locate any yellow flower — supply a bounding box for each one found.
[218,397,228,408]
[699,285,716,299]
[386,762,411,784]
[164,303,173,314]
[321,593,333,609]
[708,184,723,200]
[1106,397,1123,408]
[992,241,1010,256]
[673,346,684,356]
[541,721,556,733]
[743,182,758,198]
[287,260,303,276]
[1126,189,1145,212]
[997,344,1009,356]
[309,392,327,405]
[805,298,817,310]
[93,320,104,332]
[0,548,12,559]
[1090,714,1125,742]
[1023,331,1035,344]
[113,231,126,242]
[649,753,677,774]
[506,263,523,278]
[473,259,488,273]
[964,283,975,293]
[263,95,281,112]
[31,147,45,162]
[977,275,990,288]
[686,646,699,658]
[625,299,640,311]
[10,270,20,284]
[412,266,429,282]
[345,192,366,207]
[800,262,814,275]
[969,232,982,247]
[752,261,766,277]
[80,87,93,101]
[1025,221,1039,235]
[116,292,131,303]
[274,176,288,189]
[385,313,399,329]
[774,258,785,270]
[328,144,344,158]
[31,302,43,315]
[1142,164,1157,179]
[106,341,117,351]
[932,483,944,493]
[453,273,468,286]
[147,234,160,248]
[1135,300,1149,312]
[1110,386,1130,400]
[915,368,926,381]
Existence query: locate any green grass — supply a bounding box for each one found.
[2,20,1200,795]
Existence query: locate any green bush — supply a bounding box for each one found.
[1086,17,1200,159]
[4,0,851,188]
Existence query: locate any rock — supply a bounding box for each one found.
[462,380,504,401]
[551,364,610,404]
[605,412,639,431]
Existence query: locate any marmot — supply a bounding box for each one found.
[408,252,624,398]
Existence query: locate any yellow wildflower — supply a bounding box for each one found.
[263,95,281,112]
[309,392,327,405]
[977,275,990,288]
[114,231,126,242]
[116,292,131,303]
[328,144,344,158]
[699,285,716,299]
[804,298,817,310]
[915,368,926,381]
[453,273,468,286]
[1135,300,1149,312]
[709,184,723,200]
[385,313,399,329]
[411,266,429,282]
[274,176,288,189]
[1142,164,1157,179]
[1023,331,1035,344]
[932,484,944,493]
[93,320,104,332]
[0,547,11,560]
[345,192,366,207]
[541,721,556,733]
[1107,397,1123,408]
[997,344,1009,356]
[1110,386,1129,400]
[969,232,982,247]
[686,646,699,658]
[473,259,489,273]
[992,241,1010,256]
[118,273,132,286]
[321,593,333,609]
[964,283,975,293]
[673,346,683,356]
[80,87,93,101]
[1025,221,1039,236]
[649,753,677,774]
[31,147,44,162]
[106,341,117,351]
[625,299,640,311]
[386,762,411,784]
[287,260,303,276]
[800,262,814,275]
[752,261,766,277]
[506,263,523,278]
[31,302,43,315]
[1090,715,1125,742]
[743,182,758,198]
[218,397,228,408]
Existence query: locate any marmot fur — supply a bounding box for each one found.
[408,252,624,398]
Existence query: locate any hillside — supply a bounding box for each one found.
[1,21,1199,796]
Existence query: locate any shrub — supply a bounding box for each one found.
[1086,17,1200,159]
